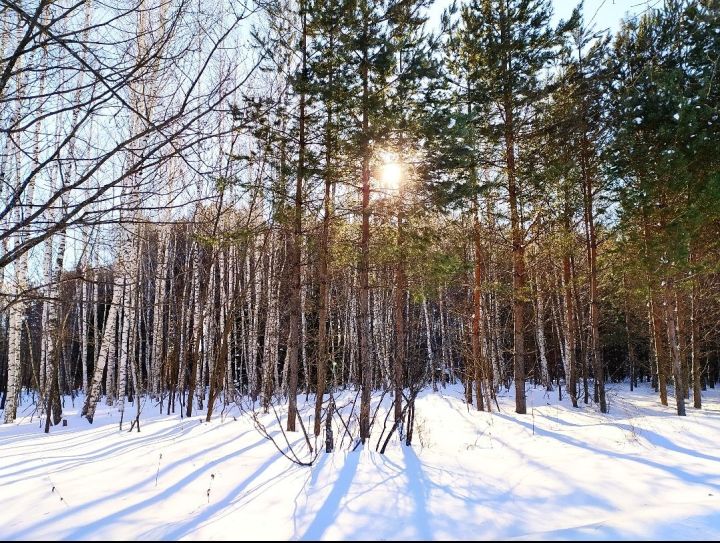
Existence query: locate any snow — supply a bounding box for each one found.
[2,384,720,540]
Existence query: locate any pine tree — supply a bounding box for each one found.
[609,1,720,415]
[440,0,571,414]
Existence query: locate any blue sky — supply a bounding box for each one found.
[551,0,654,32]
[428,0,656,34]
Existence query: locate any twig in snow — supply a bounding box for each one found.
[155,453,162,487]
[207,473,215,503]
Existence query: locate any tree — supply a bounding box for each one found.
[609,0,720,415]
[441,0,571,414]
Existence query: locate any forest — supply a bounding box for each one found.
[1,0,719,455]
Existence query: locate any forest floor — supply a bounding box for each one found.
[2,382,720,540]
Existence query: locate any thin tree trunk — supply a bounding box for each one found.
[286,5,307,432]
[394,190,406,424]
[623,275,637,391]
[580,132,606,412]
[83,276,123,422]
[563,214,578,408]
[472,205,487,411]
[262,234,280,413]
[358,20,372,442]
[649,293,669,406]
[44,225,67,430]
[664,282,686,416]
[314,90,334,433]
[690,268,701,409]
[534,265,550,391]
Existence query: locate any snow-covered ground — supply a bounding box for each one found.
[2,383,720,540]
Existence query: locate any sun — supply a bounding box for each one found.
[379,161,402,191]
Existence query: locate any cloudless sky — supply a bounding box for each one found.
[428,0,658,34]
[552,0,655,32]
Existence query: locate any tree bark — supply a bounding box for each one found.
[664,282,686,416]
[505,101,526,414]
[581,143,607,413]
[286,6,307,432]
[84,275,123,422]
[472,204,488,411]
[358,19,372,442]
[690,269,701,409]
[650,292,669,406]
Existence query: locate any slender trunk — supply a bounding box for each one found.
[206,265,237,421]
[151,230,168,395]
[500,2,526,414]
[562,208,578,407]
[581,147,606,412]
[262,234,280,413]
[570,254,589,404]
[422,298,436,393]
[650,293,669,406]
[664,282,686,416]
[186,245,210,417]
[286,7,307,432]
[81,270,91,394]
[117,281,131,417]
[505,112,526,414]
[358,21,371,442]
[438,292,449,386]
[675,292,690,400]
[40,236,53,397]
[4,299,22,423]
[472,204,487,411]
[394,187,406,424]
[622,275,637,391]
[83,277,123,422]
[314,72,336,432]
[690,268,701,409]
[249,242,261,401]
[534,264,550,391]
[44,226,67,430]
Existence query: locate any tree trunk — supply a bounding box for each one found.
[151,229,168,396]
[314,158,331,434]
[664,282,686,416]
[186,245,210,417]
[262,235,280,413]
[504,107,526,414]
[534,264,550,391]
[44,226,67,430]
[286,6,307,432]
[394,187,407,424]
[358,22,372,443]
[84,276,123,422]
[581,147,606,413]
[563,215,578,408]
[472,205,487,411]
[690,270,701,409]
[649,292,669,406]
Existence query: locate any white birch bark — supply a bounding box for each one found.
[3,48,33,423]
[248,242,261,398]
[83,278,123,422]
[116,281,131,416]
[150,230,168,395]
[262,233,280,410]
[535,280,550,389]
[300,262,308,393]
[423,297,435,389]
[80,269,90,394]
